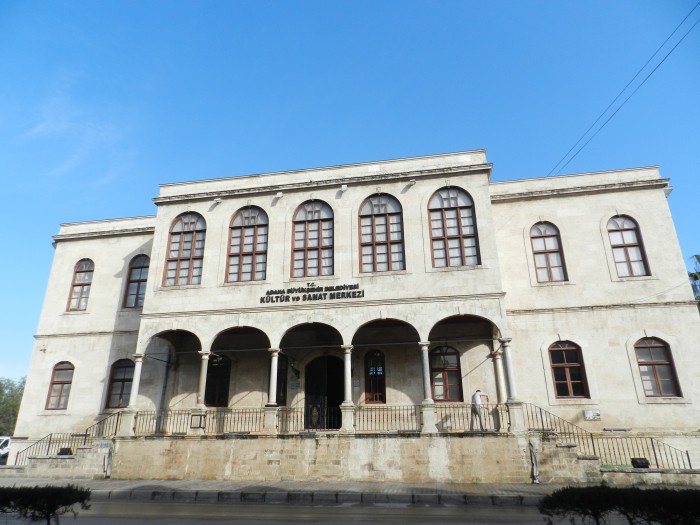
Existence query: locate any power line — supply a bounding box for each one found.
[547,2,700,176]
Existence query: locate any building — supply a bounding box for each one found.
[10,151,700,484]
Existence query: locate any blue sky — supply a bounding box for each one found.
[1,1,698,380]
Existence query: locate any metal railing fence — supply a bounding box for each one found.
[435,403,508,432]
[523,403,692,469]
[354,405,420,432]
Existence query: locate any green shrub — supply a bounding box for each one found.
[539,485,700,525]
[0,485,91,525]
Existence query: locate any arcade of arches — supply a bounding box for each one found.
[125,315,519,434]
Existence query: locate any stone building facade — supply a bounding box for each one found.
[11,151,700,482]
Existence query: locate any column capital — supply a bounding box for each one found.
[499,338,512,345]
[268,347,280,356]
[341,344,353,354]
[134,354,145,363]
[490,347,504,358]
[418,341,431,350]
[198,350,211,359]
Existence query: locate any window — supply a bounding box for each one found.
[292,201,334,278]
[364,350,386,403]
[549,341,589,398]
[46,362,74,410]
[635,338,681,397]
[68,259,94,311]
[164,213,206,286]
[204,354,231,407]
[607,216,649,277]
[359,194,405,272]
[227,207,268,282]
[429,187,480,267]
[276,354,288,406]
[530,222,567,282]
[124,255,149,308]
[429,346,463,401]
[106,359,134,408]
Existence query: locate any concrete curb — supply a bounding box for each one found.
[89,489,545,506]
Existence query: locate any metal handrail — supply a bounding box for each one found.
[15,411,123,466]
[523,403,692,469]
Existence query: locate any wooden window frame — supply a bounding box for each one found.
[428,187,481,268]
[364,350,386,404]
[226,207,268,282]
[204,354,231,407]
[548,341,589,398]
[359,194,406,273]
[163,213,206,287]
[530,222,568,282]
[634,338,681,397]
[106,359,134,409]
[291,200,334,278]
[45,362,74,410]
[67,259,94,311]
[429,346,463,402]
[123,255,149,308]
[607,215,650,277]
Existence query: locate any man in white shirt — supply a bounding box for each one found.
[470,389,489,430]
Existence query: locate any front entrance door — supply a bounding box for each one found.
[304,356,343,430]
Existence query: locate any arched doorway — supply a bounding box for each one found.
[204,354,231,407]
[304,356,343,429]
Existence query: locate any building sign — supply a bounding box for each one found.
[260,282,365,304]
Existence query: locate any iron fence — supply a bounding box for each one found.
[134,410,191,436]
[15,412,123,466]
[354,405,420,432]
[204,408,264,434]
[435,403,507,432]
[523,403,692,469]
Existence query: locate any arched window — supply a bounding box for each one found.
[548,341,589,398]
[164,213,206,286]
[205,354,231,407]
[429,346,463,401]
[634,338,681,397]
[429,187,480,267]
[607,216,649,277]
[227,207,268,282]
[530,222,567,282]
[106,359,135,408]
[292,200,334,278]
[359,194,405,272]
[364,350,386,403]
[46,362,74,410]
[68,259,94,311]
[124,255,150,308]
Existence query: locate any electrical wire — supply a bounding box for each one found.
[547,1,700,176]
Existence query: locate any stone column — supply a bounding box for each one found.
[267,348,280,406]
[263,348,280,434]
[119,354,145,437]
[127,354,145,410]
[500,338,519,401]
[196,351,210,409]
[418,342,438,434]
[340,345,355,433]
[500,338,525,432]
[491,346,508,404]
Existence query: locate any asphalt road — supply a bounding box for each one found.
[13,500,627,525]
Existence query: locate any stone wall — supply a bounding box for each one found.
[112,434,534,483]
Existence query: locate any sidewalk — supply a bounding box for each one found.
[0,478,560,506]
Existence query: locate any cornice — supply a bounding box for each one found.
[34,330,139,339]
[139,292,506,319]
[490,178,668,203]
[506,300,697,316]
[53,226,155,242]
[152,164,492,205]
